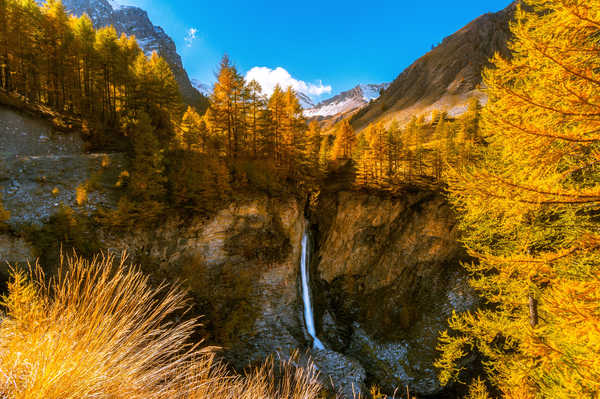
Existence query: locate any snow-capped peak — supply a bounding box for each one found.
[304,83,389,118]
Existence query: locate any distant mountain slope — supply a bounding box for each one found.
[305,83,388,119]
[351,2,516,129]
[62,0,206,107]
[191,79,212,97]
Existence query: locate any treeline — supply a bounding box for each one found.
[327,98,482,190]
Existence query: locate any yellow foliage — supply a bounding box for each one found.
[76,184,88,206]
[437,0,600,397]
[0,193,9,224]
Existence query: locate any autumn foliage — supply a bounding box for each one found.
[435,0,600,397]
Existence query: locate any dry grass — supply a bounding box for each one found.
[0,253,322,399]
[183,353,322,399]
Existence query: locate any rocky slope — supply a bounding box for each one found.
[0,105,477,397]
[61,0,206,107]
[351,2,515,129]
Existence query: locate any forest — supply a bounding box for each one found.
[0,0,599,398]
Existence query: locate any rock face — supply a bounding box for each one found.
[351,2,515,129]
[98,197,367,397]
[311,189,476,396]
[60,0,206,107]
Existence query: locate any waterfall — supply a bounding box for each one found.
[300,227,325,350]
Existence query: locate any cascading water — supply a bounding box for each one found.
[300,226,325,350]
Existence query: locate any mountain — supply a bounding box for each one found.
[351,2,516,129]
[296,92,315,109]
[61,0,206,107]
[304,83,388,120]
[191,79,212,97]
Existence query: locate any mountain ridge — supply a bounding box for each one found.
[351,1,516,129]
[304,83,388,120]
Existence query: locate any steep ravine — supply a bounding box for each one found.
[0,106,477,397]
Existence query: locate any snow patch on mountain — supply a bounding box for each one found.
[106,0,124,10]
[304,83,388,118]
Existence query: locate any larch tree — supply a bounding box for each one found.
[435,1,600,397]
[332,119,356,160]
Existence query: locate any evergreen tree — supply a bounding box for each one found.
[127,111,167,216]
[436,1,600,396]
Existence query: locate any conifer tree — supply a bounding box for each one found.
[177,106,203,151]
[332,120,355,160]
[436,1,600,396]
[246,79,266,158]
[127,111,167,215]
[306,120,322,172]
[267,84,286,162]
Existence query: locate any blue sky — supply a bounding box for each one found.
[118,0,512,101]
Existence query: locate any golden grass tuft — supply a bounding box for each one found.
[0,253,322,399]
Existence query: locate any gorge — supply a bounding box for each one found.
[0,103,478,397]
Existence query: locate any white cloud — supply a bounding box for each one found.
[244,66,332,99]
[185,28,198,47]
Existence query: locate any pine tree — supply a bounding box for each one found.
[436,1,600,396]
[246,79,266,158]
[305,120,322,173]
[127,111,167,216]
[209,55,245,159]
[267,84,286,162]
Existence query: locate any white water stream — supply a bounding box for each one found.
[300,228,325,350]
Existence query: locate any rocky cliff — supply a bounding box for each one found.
[311,189,476,396]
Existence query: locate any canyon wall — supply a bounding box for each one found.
[312,190,476,395]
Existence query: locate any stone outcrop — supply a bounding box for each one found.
[311,189,477,396]
[97,197,367,398]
